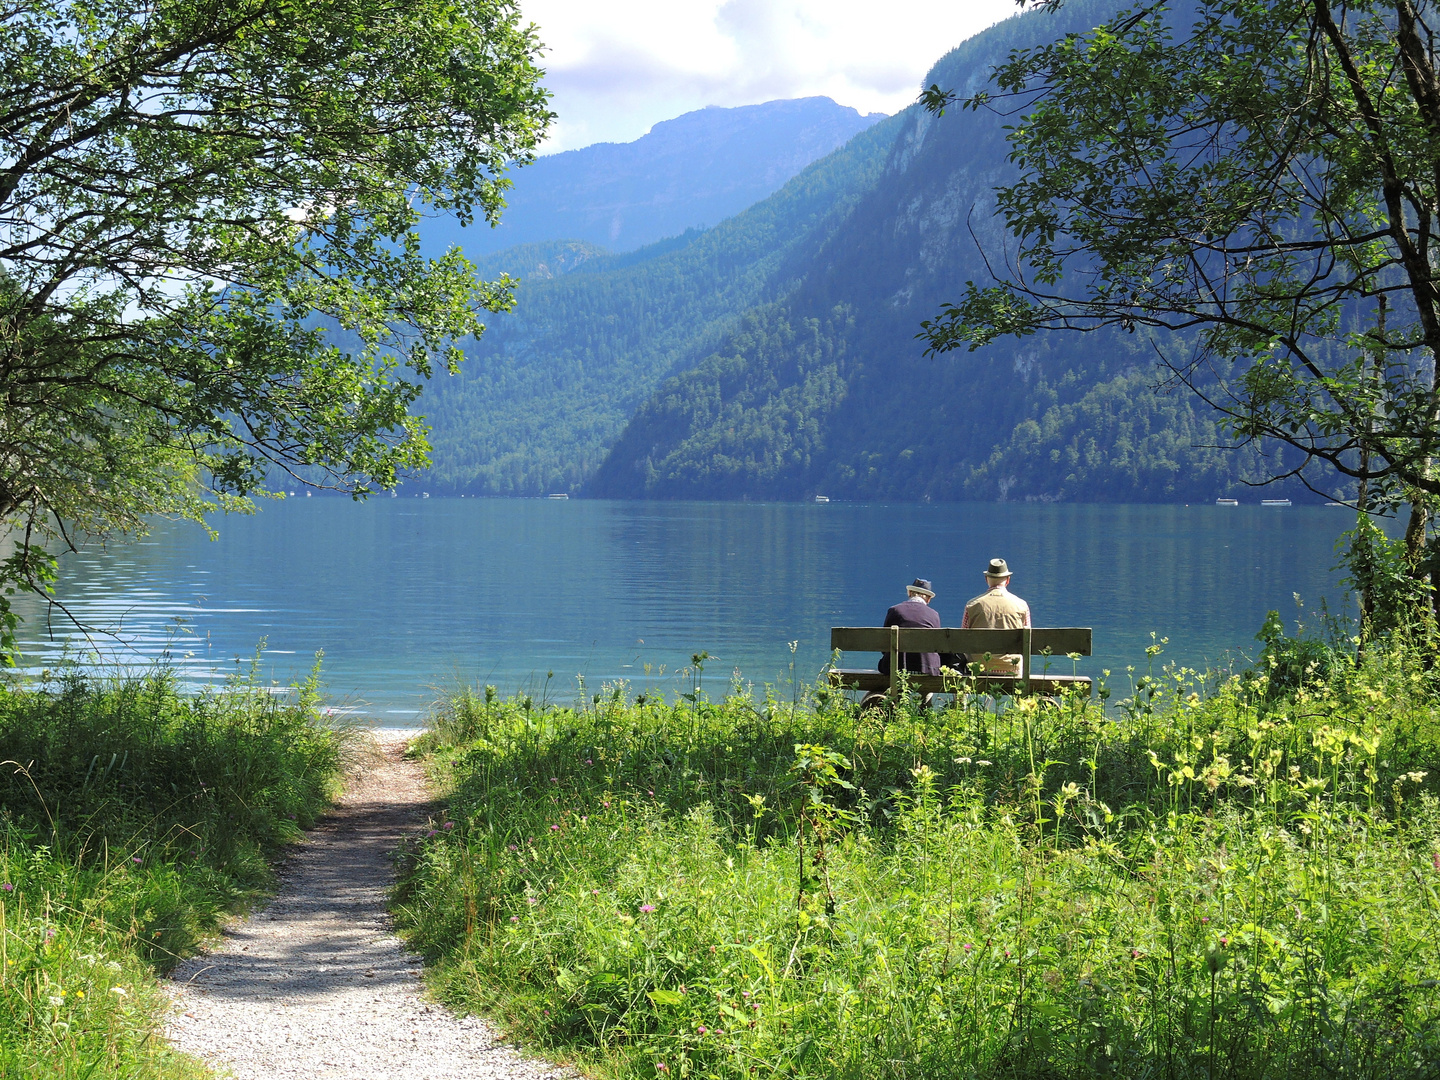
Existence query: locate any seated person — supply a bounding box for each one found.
[877,578,960,676]
[962,558,1032,675]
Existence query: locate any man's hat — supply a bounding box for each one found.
[906,578,935,598]
[984,558,1012,579]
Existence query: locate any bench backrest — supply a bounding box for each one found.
[831,627,1092,657]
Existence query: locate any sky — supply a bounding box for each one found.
[521,0,1025,152]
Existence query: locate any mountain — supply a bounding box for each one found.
[418,116,905,495]
[418,97,886,259]
[416,0,1307,503]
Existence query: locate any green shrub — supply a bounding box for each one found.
[0,662,349,1079]
[396,642,1440,1079]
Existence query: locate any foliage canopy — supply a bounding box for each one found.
[0,0,550,656]
[922,0,1440,513]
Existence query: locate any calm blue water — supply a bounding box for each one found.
[10,499,1366,721]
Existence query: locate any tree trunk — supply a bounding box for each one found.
[1403,496,1433,627]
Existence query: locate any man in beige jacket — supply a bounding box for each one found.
[962,558,1032,675]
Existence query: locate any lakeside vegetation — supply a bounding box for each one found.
[396,627,1440,1079]
[0,663,350,1080]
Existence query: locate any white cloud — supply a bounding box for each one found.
[521,0,1023,151]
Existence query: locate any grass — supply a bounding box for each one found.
[0,659,350,1079]
[394,631,1440,1079]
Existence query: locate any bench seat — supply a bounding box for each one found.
[828,625,1094,698]
[829,667,1092,697]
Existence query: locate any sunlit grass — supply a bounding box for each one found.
[0,661,350,1079]
[396,632,1440,1079]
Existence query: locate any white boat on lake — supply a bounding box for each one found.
[1261,499,1291,507]
[1216,498,1238,506]
[548,492,570,500]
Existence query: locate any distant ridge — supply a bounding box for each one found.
[415,0,1312,504]
[418,97,885,258]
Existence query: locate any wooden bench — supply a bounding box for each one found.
[828,626,1093,698]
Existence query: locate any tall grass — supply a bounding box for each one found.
[0,661,350,1079]
[395,635,1440,1079]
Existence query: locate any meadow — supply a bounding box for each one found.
[0,660,349,1079]
[395,627,1440,1079]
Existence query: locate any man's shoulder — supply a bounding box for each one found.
[887,599,939,627]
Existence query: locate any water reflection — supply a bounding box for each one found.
[10,499,1366,721]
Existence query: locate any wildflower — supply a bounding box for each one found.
[648,790,654,797]
[427,829,438,838]
[48,995,63,1007]
[592,889,600,895]
[550,777,559,783]
[550,824,560,832]
[586,759,593,766]
[508,844,518,851]
[697,1026,708,1035]
[742,990,750,997]
[75,991,84,999]
[602,801,611,809]
[443,822,454,830]
[110,986,128,997]
[0,883,11,891]
[656,1065,669,1073]
[963,943,972,951]
[526,897,538,905]
[132,856,142,864]
[1200,916,1209,923]
[1220,937,1230,947]
[510,916,520,923]
[640,904,656,913]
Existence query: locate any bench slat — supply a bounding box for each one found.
[830,627,1091,656]
[830,668,1092,697]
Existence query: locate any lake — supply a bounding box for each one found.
[9,499,1366,722]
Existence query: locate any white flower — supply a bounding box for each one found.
[109,986,128,997]
[48,995,63,1007]
[105,961,122,972]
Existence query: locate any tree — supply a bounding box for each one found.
[0,0,551,658]
[920,0,1440,624]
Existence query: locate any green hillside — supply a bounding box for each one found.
[418,116,905,495]
[421,0,1302,503]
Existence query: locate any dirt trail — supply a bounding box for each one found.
[167,732,567,1080]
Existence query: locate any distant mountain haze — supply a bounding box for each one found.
[419,97,885,258]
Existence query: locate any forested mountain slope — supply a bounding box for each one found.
[418,0,1299,502]
[588,0,1299,503]
[419,114,906,494]
[419,98,884,259]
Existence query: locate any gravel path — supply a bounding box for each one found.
[167,731,570,1080]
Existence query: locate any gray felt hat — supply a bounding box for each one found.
[906,578,935,598]
[984,558,1012,579]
